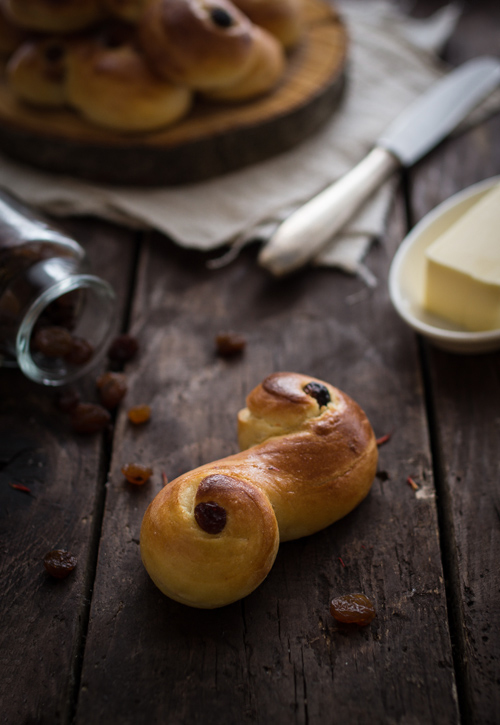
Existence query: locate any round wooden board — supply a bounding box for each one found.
[0,0,348,186]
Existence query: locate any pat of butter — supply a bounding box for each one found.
[424,183,500,331]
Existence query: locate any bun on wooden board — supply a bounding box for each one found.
[231,0,302,48]
[140,372,378,609]
[2,0,103,32]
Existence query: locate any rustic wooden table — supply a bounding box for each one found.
[1,2,499,724]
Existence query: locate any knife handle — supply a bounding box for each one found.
[258,146,399,276]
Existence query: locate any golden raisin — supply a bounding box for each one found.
[71,403,111,434]
[127,404,151,425]
[121,462,153,485]
[97,372,128,410]
[330,593,376,626]
[44,549,77,579]
[215,331,246,357]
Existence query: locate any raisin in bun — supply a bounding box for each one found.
[203,24,284,101]
[140,372,377,608]
[231,0,302,48]
[7,37,67,106]
[65,23,192,132]
[138,0,258,91]
[2,0,103,33]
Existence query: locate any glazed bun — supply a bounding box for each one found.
[138,0,257,91]
[65,23,192,132]
[140,373,378,608]
[231,0,302,48]
[0,6,25,56]
[7,37,67,106]
[104,0,150,23]
[203,25,285,101]
[2,0,103,33]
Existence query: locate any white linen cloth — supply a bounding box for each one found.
[1,2,499,280]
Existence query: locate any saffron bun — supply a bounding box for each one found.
[103,0,151,23]
[65,23,192,132]
[0,6,25,56]
[1,0,104,33]
[203,25,285,101]
[7,37,67,107]
[140,372,377,608]
[138,0,259,91]
[231,0,302,48]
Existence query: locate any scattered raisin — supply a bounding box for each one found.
[127,404,151,425]
[107,334,139,364]
[96,372,127,410]
[70,403,111,434]
[44,549,77,579]
[330,593,376,626]
[303,382,331,407]
[194,501,227,534]
[32,326,73,357]
[64,336,94,366]
[215,331,246,357]
[121,462,153,485]
[55,386,81,413]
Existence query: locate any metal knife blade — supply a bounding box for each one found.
[259,56,500,277]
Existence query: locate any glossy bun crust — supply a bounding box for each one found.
[140,372,377,608]
[231,0,302,48]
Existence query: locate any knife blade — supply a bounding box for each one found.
[258,56,500,276]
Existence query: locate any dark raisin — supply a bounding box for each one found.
[215,331,246,357]
[194,501,227,534]
[330,593,376,626]
[65,336,94,366]
[70,403,111,434]
[96,372,127,410]
[44,43,64,63]
[31,326,73,357]
[44,549,77,579]
[121,462,153,485]
[127,404,151,425]
[55,386,81,413]
[210,7,234,27]
[107,334,139,364]
[303,381,331,407]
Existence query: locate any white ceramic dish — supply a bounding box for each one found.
[388,176,500,354]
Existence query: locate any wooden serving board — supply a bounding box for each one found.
[0,0,348,186]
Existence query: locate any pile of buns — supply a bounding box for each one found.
[140,372,378,608]
[1,0,303,132]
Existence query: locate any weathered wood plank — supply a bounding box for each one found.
[406,2,500,721]
[75,196,458,723]
[0,219,137,725]
[410,116,500,725]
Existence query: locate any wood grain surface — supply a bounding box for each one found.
[0,2,499,725]
[0,0,347,185]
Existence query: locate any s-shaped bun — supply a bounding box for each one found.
[140,372,378,609]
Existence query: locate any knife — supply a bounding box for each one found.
[258,56,500,276]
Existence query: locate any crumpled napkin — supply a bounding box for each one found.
[1,1,499,280]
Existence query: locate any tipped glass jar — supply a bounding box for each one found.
[0,191,115,386]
